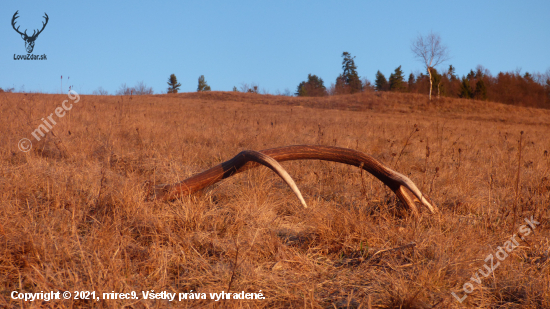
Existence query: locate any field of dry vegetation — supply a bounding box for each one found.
[1,91,549,308]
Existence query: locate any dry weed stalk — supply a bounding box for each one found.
[393,124,419,169]
[513,131,524,224]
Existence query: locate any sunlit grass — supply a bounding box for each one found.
[1,91,549,308]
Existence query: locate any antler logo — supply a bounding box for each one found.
[12,10,49,54]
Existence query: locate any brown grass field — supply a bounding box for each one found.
[1,91,549,308]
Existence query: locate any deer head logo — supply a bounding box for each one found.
[12,11,49,54]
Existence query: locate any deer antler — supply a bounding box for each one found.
[32,13,49,38]
[11,11,25,37]
[153,145,437,216]
[11,11,48,39]
[153,150,307,208]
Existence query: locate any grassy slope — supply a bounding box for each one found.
[1,91,549,308]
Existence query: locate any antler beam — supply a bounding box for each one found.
[34,13,49,37]
[11,11,24,36]
[153,145,437,216]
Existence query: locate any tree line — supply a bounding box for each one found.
[371,64,550,108]
[82,31,549,108]
[296,54,550,109]
[295,32,550,109]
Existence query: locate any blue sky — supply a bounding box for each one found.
[2,0,549,94]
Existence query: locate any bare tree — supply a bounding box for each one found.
[327,82,336,96]
[93,87,109,95]
[411,31,450,100]
[0,87,15,93]
[250,83,259,94]
[134,81,154,95]
[116,82,153,96]
[116,83,132,96]
[240,82,259,94]
[283,88,292,96]
[362,77,375,92]
[239,82,250,93]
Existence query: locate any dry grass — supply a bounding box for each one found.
[1,91,549,308]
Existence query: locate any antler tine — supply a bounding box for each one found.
[12,10,19,22]
[240,150,307,208]
[155,145,438,216]
[154,150,307,208]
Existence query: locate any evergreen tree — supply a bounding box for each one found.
[408,73,415,91]
[296,74,326,97]
[458,76,472,99]
[448,65,457,81]
[334,74,347,94]
[341,52,362,93]
[233,86,238,92]
[197,75,211,92]
[475,67,486,79]
[296,83,306,96]
[375,71,388,91]
[474,79,487,100]
[389,65,405,92]
[167,74,181,94]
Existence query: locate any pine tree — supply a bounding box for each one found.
[341,52,362,93]
[167,74,181,94]
[296,83,307,96]
[475,67,486,79]
[375,71,388,91]
[389,65,405,92]
[448,65,457,81]
[458,76,472,99]
[296,74,326,97]
[197,75,211,92]
[334,74,347,94]
[408,73,415,91]
[474,79,487,100]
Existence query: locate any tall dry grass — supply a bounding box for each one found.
[0,91,549,308]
